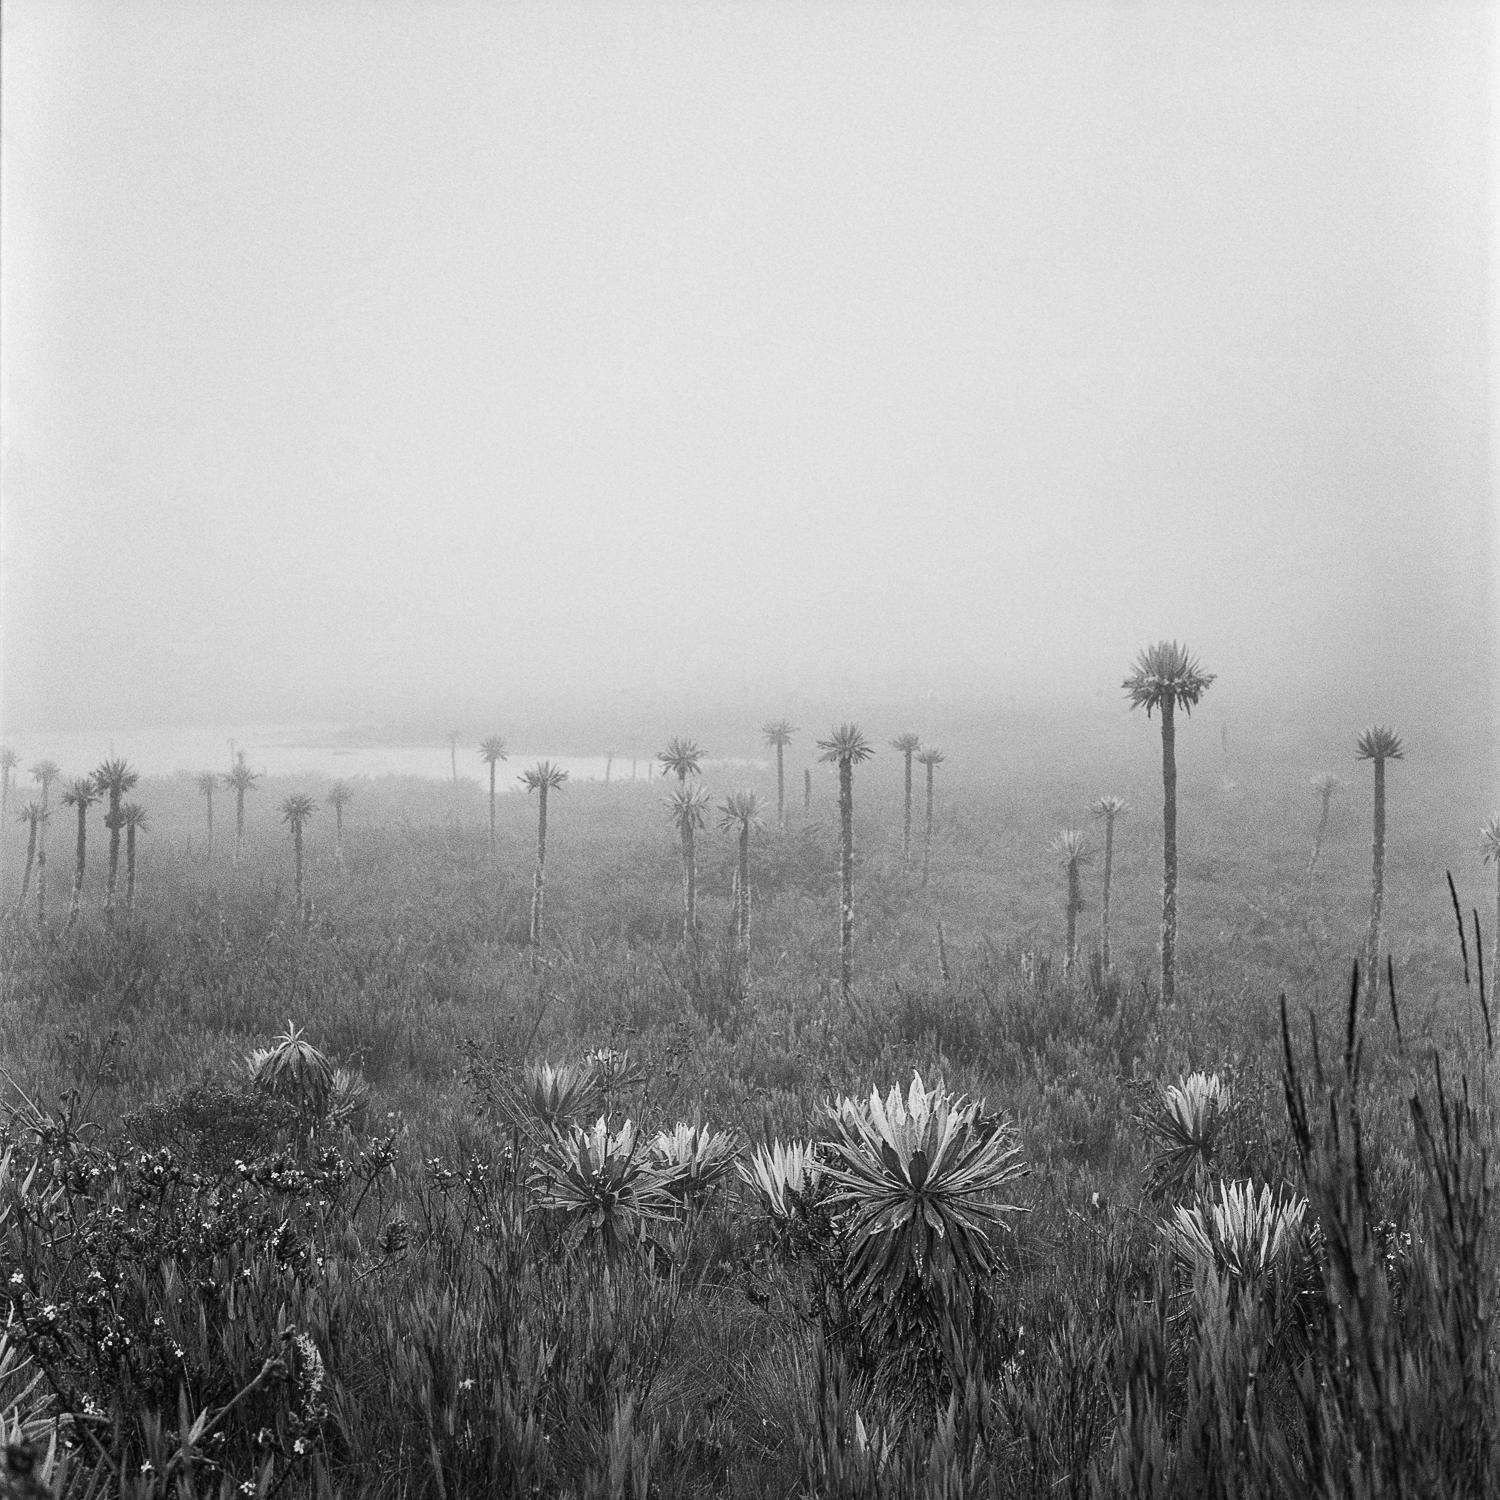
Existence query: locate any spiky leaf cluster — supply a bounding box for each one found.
[1090,795,1128,821]
[1482,815,1500,865]
[529,1117,675,1256]
[1049,830,1093,867]
[520,760,568,793]
[246,1022,335,1119]
[280,794,317,828]
[761,719,797,748]
[663,782,710,833]
[657,738,703,780]
[1143,1072,1231,1200]
[738,1139,824,1220]
[717,790,765,836]
[478,735,508,766]
[1123,640,1216,717]
[649,1122,740,1202]
[1163,1179,1311,1303]
[1354,726,1405,762]
[60,778,97,811]
[915,747,945,768]
[822,1072,1026,1294]
[816,725,875,766]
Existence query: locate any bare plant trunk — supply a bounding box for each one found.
[335,805,345,866]
[204,790,214,862]
[19,817,37,908]
[234,792,246,870]
[292,823,304,920]
[69,803,87,927]
[838,758,854,1004]
[921,762,936,890]
[737,821,751,949]
[1364,757,1387,1005]
[901,748,913,866]
[1064,858,1082,975]
[529,785,549,947]
[1100,813,1116,970]
[804,767,811,813]
[126,826,138,916]
[1305,787,1334,894]
[680,821,697,945]
[488,764,497,852]
[606,753,613,785]
[775,743,786,826]
[35,845,46,925]
[106,794,123,913]
[1159,698,1178,1007]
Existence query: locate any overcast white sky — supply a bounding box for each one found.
[1,1,1494,743]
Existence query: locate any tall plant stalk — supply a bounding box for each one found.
[817,725,874,1006]
[1090,796,1128,970]
[665,783,710,947]
[521,762,568,948]
[280,794,317,925]
[1304,773,1343,895]
[1355,727,1403,1004]
[479,737,508,853]
[121,803,147,916]
[890,732,921,868]
[60,777,96,927]
[196,772,217,861]
[917,748,945,890]
[761,720,796,827]
[1483,815,1500,993]
[1050,831,1092,976]
[1124,641,1215,1008]
[93,758,139,916]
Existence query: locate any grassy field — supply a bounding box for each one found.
[2,712,1496,1497]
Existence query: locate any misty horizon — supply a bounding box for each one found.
[1,2,1496,769]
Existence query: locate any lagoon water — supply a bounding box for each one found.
[0,726,707,791]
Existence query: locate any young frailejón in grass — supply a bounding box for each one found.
[761,719,796,826]
[222,752,259,870]
[1123,640,1216,1008]
[916,746,945,890]
[59,776,97,927]
[658,736,703,784]
[15,801,45,911]
[1090,795,1128,970]
[1050,829,1093,976]
[478,736,508,852]
[120,802,147,916]
[1304,772,1343,895]
[890,731,922,867]
[1354,725,1404,1003]
[92,757,139,915]
[817,724,875,1006]
[327,779,353,867]
[718,790,766,962]
[521,761,567,948]
[195,771,217,861]
[665,781,711,946]
[1482,814,1500,993]
[0,746,16,820]
[280,794,317,922]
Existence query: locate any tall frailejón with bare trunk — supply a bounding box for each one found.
[658,737,703,785]
[521,761,568,948]
[761,720,796,827]
[92,758,140,916]
[16,802,45,912]
[718,791,765,965]
[223,753,260,870]
[665,782,711,946]
[60,777,97,926]
[280,793,317,924]
[890,732,921,867]
[1355,726,1403,1003]
[121,803,147,916]
[916,747,944,890]
[196,772,217,861]
[1049,831,1092,976]
[1124,641,1215,1008]
[1304,773,1343,895]
[817,724,874,1006]
[0,748,16,821]
[327,780,353,867]
[479,737,508,852]
[1089,796,1127,970]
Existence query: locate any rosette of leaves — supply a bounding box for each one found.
[822,1072,1026,1295]
[737,1139,824,1221]
[529,1117,674,1257]
[1143,1072,1231,1201]
[246,1022,335,1120]
[1164,1180,1313,1317]
[649,1122,739,1204]
[516,1060,601,1136]
[582,1047,643,1105]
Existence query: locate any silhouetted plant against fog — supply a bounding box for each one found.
[15,801,45,913]
[0,746,16,821]
[1090,795,1128,970]
[121,802,147,916]
[478,736,508,852]
[327,779,353,866]
[59,776,96,927]
[1124,640,1215,1007]
[761,719,797,826]
[890,731,922,868]
[916,747,945,890]
[92,757,139,913]
[1049,829,1092,976]
[718,790,765,962]
[280,793,317,921]
[195,771,217,861]
[664,781,711,946]
[1304,772,1344,895]
[221,752,259,870]
[657,737,703,784]
[521,761,568,947]
[817,724,875,1006]
[1355,726,1404,1004]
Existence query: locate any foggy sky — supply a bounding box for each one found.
[1,2,1495,745]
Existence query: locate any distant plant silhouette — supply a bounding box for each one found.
[222,752,259,870]
[657,737,703,784]
[327,780,354,866]
[718,790,765,961]
[890,732,922,867]
[277,794,316,926]
[1049,830,1093,975]
[817,724,874,1006]
[60,776,97,926]
[92,757,140,914]
[1355,726,1403,1003]
[761,719,797,826]
[1304,772,1344,894]
[195,771,217,861]
[121,802,147,915]
[521,761,568,947]
[29,759,60,812]
[664,782,711,946]
[15,801,46,913]
[0,746,16,820]
[803,766,811,812]
[916,747,945,889]
[1090,795,1128,970]
[1123,640,1215,1007]
[479,736,508,851]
